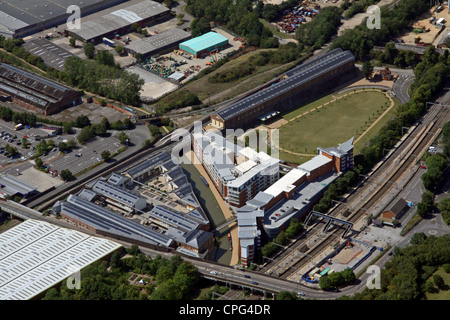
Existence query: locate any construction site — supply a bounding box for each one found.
[399,4,449,46]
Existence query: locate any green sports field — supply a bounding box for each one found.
[278,90,392,158]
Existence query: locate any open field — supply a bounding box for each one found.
[277,90,392,157]
[181,48,299,103]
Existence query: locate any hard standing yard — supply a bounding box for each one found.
[277,90,391,155]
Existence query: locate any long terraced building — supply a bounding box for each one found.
[210,48,356,130]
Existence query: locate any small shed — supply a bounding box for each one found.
[381,198,409,221]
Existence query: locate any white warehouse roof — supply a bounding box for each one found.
[0,219,122,300]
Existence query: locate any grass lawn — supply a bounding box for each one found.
[278,90,391,156]
[426,267,450,300]
[180,49,303,103]
[353,95,402,154]
[184,49,279,101]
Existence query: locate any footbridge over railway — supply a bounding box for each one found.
[304,211,353,238]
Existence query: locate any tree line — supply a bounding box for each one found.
[0,35,144,107]
[43,250,199,300]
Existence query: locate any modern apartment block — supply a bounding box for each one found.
[192,131,279,208]
[236,137,354,267]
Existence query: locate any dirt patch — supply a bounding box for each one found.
[399,5,449,45]
[333,246,363,264]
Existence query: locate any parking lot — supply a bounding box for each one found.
[46,134,123,175]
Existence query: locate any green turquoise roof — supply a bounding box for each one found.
[179,31,228,53]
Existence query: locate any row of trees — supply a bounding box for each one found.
[186,0,278,48]
[260,218,304,259]
[371,42,420,68]
[319,268,356,290]
[357,46,449,172]
[341,234,450,300]
[63,56,144,106]
[0,106,37,126]
[313,169,360,213]
[155,89,201,114]
[421,153,447,192]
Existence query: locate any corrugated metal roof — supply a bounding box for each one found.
[0,219,122,300]
[70,0,169,41]
[125,28,191,55]
[217,50,355,121]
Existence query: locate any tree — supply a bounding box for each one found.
[35,157,43,169]
[433,274,445,289]
[101,150,111,161]
[69,37,76,47]
[77,126,93,144]
[95,50,115,67]
[115,46,124,55]
[362,61,374,80]
[83,43,95,59]
[75,115,91,128]
[410,232,427,245]
[60,169,74,182]
[276,291,298,300]
[63,122,73,134]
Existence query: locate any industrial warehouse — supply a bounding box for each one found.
[124,28,191,58]
[0,63,82,115]
[52,152,215,260]
[0,219,122,300]
[210,48,356,130]
[179,31,229,58]
[237,137,355,267]
[22,38,76,72]
[0,0,127,39]
[66,0,170,43]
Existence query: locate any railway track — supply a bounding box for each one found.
[261,103,450,278]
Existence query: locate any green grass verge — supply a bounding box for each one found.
[278,90,390,156]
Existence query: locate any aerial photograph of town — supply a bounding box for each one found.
[0,0,449,313]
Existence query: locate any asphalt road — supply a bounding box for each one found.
[392,73,415,104]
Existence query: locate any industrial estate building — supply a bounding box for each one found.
[0,63,82,115]
[179,31,229,58]
[67,0,170,43]
[0,219,122,300]
[125,28,191,58]
[210,48,356,130]
[0,0,127,39]
[236,137,355,267]
[0,174,38,199]
[22,38,76,72]
[192,131,279,208]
